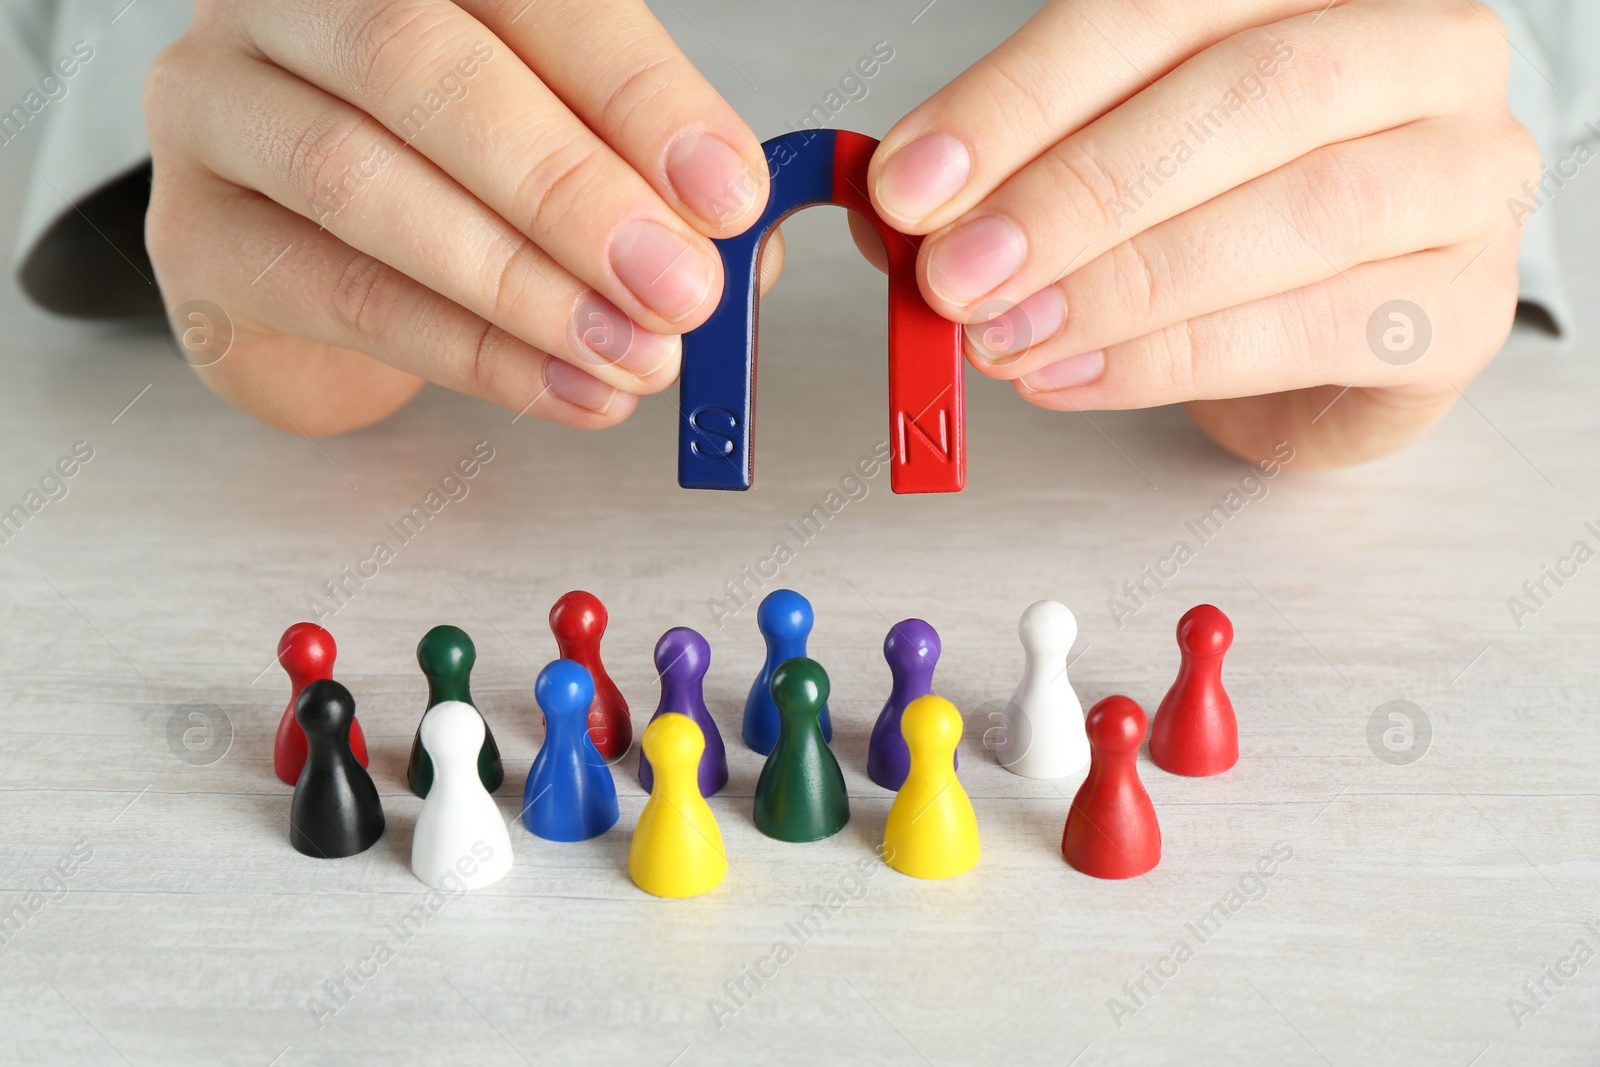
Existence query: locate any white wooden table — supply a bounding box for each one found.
[2,3,1598,1064]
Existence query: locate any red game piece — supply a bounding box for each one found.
[1061,696,1161,879]
[274,622,367,784]
[1148,604,1238,777]
[549,592,631,760]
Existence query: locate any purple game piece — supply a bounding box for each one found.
[638,627,728,797]
[867,619,945,790]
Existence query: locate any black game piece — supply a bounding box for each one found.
[291,680,385,858]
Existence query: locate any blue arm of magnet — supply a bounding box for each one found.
[678,130,838,491]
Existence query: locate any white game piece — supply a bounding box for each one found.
[994,600,1089,779]
[411,701,514,890]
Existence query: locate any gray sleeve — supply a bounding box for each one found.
[6,0,192,318]
[0,0,58,61]
[1485,0,1600,337]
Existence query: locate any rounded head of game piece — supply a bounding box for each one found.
[417,624,476,676]
[641,712,705,769]
[1085,695,1147,753]
[900,694,962,756]
[550,590,607,643]
[419,699,486,760]
[1176,604,1233,656]
[756,588,812,642]
[654,627,710,683]
[279,622,335,684]
[884,618,940,671]
[1018,600,1076,657]
[535,658,595,722]
[770,657,829,721]
[295,678,354,737]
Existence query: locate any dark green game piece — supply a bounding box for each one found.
[753,657,849,842]
[406,625,504,797]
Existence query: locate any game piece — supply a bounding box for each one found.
[549,591,632,760]
[1149,604,1239,777]
[289,680,384,859]
[994,600,1089,780]
[406,624,504,798]
[753,658,849,842]
[522,660,620,841]
[743,589,832,754]
[867,619,944,790]
[678,128,965,494]
[882,694,979,880]
[412,700,514,889]
[274,622,367,784]
[628,714,727,899]
[1062,696,1161,879]
[638,627,727,797]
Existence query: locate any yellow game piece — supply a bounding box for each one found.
[883,694,980,879]
[628,713,728,898]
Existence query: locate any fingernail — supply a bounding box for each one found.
[926,215,1026,307]
[544,357,617,414]
[667,132,758,228]
[609,219,716,323]
[1020,350,1105,392]
[875,132,971,224]
[568,291,680,376]
[965,287,1066,363]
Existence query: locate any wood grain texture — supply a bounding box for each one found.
[2,2,1599,1064]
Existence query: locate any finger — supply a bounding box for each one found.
[758,228,786,296]
[149,168,638,430]
[462,0,770,235]
[869,0,1323,232]
[967,114,1534,377]
[157,49,684,392]
[914,2,1508,318]
[1013,242,1518,411]
[234,0,723,328]
[848,211,888,275]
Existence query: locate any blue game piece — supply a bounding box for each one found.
[522,660,620,841]
[743,590,832,754]
[867,619,947,790]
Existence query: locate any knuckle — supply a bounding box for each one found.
[1444,3,1510,101]
[142,41,197,154]
[1283,147,1391,266]
[285,110,371,213]
[1042,143,1122,233]
[144,187,194,272]
[330,253,399,342]
[597,53,677,139]
[1466,244,1521,339]
[1281,279,1344,365]
[335,0,458,98]
[1502,118,1543,187]
[1227,27,1343,142]
[512,138,608,236]
[1111,235,1172,322]
[461,322,507,396]
[483,238,546,324]
[1454,0,1508,55]
[1121,0,1200,48]
[979,56,1059,148]
[1149,318,1200,396]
